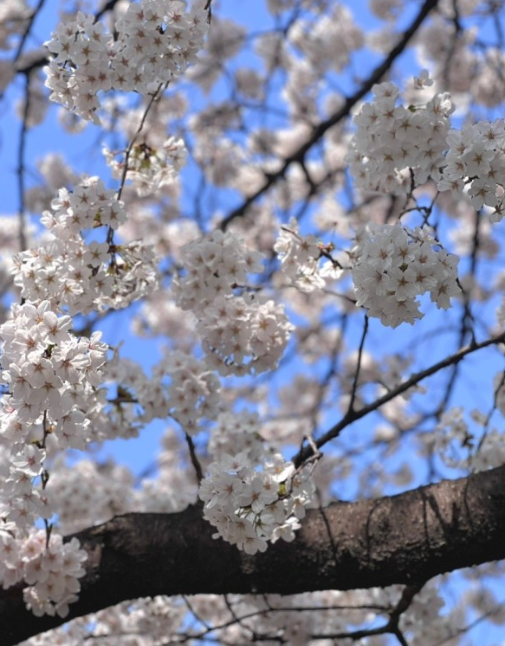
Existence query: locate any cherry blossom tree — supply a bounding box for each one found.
[1,0,505,644]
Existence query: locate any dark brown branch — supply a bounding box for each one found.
[346,314,369,415]
[218,0,440,230]
[3,464,505,645]
[184,431,204,482]
[12,0,47,65]
[16,73,30,252]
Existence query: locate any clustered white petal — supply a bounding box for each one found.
[13,176,158,315]
[147,350,221,434]
[347,80,454,195]
[437,120,505,220]
[435,403,505,473]
[44,0,210,123]
[0,0,30,51]
[0,300,107,616]
[0,301,108,447]
[46,459,133,534]
[0,301,108,529]
[0,530,87,619]
[104,136,187,197]
[351,224,460,327]
[103,349,221,436]
[199,452,315,554]
[288,4,363,73]
[208,410,266,462]
[434,407,472,469]
[274,219,328,292]
[172,230,294,375]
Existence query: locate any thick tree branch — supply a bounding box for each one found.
[3,464,505,645]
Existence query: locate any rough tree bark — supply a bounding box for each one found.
[2,464,505,645]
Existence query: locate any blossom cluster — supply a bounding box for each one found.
[20,595,187,646]
[0,302,108,535]
[104,136,187,197]
[351,224,460,327]
[0,301,108,449]
[399,584,451,646]
[0,0,30,51]
[13,176,158,315]
[172,230,294,375]
[172,230,264,309]
[435,406,505,472]
[288,4,364,73]
[105,350,221,436]
[437,120,505,220]
[274,219,342,292]
[199,452,315,554]
[46,459,133,535]
[208,410,266,462]
[347,80,454,195]
[44,0,210,123]
[434,407,472,470]
[0,530,87,619]
[0,301,106,616]
[146,350,221,433]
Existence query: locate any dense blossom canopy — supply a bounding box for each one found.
[1,0,505,645]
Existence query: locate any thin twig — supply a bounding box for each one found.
[219,0,440,230]
[185,432,204,483]
[293,330,505,466]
